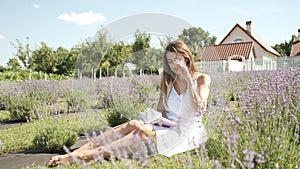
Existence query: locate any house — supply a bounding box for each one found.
[290,29,300,57]
[201,42,254,72]
[200,21,280,72]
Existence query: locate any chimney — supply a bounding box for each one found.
[246,21,252,34]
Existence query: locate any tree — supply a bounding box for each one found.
[272,35,295,56]
[159,35,176,49]
[178,27,217,60]
[11,37,31,69]
[144,47,163,74]
[0,65,6,72]
[7,58,21,70]
[102,41,132,76]
[29,42,57,73]
[76,30,112,77]
[130,31,151,74]
[55,47,78,76]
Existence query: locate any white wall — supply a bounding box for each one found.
[228,60,244,71]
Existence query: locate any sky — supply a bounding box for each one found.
[0,0,299,66]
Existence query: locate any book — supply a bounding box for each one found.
[140,108,177,128]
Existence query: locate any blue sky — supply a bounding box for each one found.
[0,0,299,66]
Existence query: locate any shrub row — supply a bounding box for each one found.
[0,79,96,121]
[0,70,70,82]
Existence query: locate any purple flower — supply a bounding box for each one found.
[243,149,256,168]
[214,160,222,169]
[255,153,265,164]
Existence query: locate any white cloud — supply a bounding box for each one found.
[230,8,248,15]
[32,4,40,9]
[0,34,5,40]
[58,10,106,25]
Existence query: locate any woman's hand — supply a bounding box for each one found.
[173,60,190,81]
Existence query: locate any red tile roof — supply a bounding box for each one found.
[201,42,253,61]
[291,37,300,57]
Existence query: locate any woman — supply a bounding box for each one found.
[46,40,210,167]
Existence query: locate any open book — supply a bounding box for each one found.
[140,108,177,128]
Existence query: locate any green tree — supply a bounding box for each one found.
[0,66,6,72]
[178,27,217,60]
[159,35,176,49]
[272,35,295,56]
[7,58,21,70]
[29,42,57,73]
[76,30,112,77]
[102,41,132,76]
[11,37,31,69]
[131,31,151,74]
[144,47,163,74]
[55,47,78,76]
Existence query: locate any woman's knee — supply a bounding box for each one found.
[139,124,156,138]
[126,121,156,137]
[118,120,140,133]
[128,120,143,128]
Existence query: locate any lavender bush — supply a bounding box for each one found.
[0,79,97,121]
[1,80,63,121]
[33,117,80,153]
[95,75,161,126]
[206,67,300,168]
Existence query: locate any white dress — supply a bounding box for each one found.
[153,81,208,157]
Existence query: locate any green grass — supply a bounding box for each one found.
[0,110,108,155]
[24,152,215,169]
[0,110,10,121]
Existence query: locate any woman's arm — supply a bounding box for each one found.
[185,72,202,113]
[185,72,211,113]
[156,91,167,118]
[196,74,211,112]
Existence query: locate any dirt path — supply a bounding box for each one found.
[0,138,88,169]
[0,120,26,130]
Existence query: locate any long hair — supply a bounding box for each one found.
[160,40,198,98]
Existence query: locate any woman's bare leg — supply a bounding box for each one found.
[48,125,156,165]
[74,120,142,152]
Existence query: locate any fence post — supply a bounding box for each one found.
[99,69,102,79]
[92,67,94,80]
[29,69,32,80]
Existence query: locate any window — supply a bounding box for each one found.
[233,38,244,43]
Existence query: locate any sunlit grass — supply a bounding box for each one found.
[25,152,215,169]
[0,110,10,121]
[0,110,107,155]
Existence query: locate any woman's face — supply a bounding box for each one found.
[166,51,186,74]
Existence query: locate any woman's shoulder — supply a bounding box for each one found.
[193,72,210,82]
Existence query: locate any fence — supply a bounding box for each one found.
[196,57,300,74]
[74,57,300,79]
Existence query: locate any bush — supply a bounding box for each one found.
[105,94,147,127]
[106,109,129,127]
[63,79,97,113]
[33,123,78,153]
[205,69,300,168]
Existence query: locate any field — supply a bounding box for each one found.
[0,67,299,168]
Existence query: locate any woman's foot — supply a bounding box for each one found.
[46,154,74,167]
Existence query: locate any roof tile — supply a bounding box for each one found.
[201,42,253,61]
